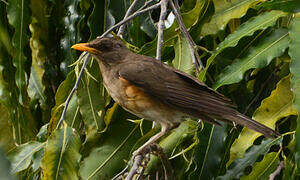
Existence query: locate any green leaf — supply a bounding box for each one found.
[60,0,83,71]
[289,14,300,169]
[200,10,287,80]
[77,60,106,133]
[8,141,45,174]
[6,0,30,104]
[79,109,146,180]
[241,152,280,180]
[173,34,194,74]
[217,137,283,179]
[139,0,206,57]
[257,0,300,13]
[41,123,81,180]
[146,121,197,172]
[27,0,51,108]
[229,75,297,163]
[213,28,290,89]
[88,0,106,39]
[189,123,228,179]
[49,71,76,132]
[201,0,265,36]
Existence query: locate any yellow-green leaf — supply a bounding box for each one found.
[173,34,194,74]
[202,0,265,36]
[241,152,280,180]
[229,75,297,164]
[42,123,81,180]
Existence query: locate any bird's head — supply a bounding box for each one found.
[72,37,130,64]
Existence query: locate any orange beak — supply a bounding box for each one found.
[71,43,101,54]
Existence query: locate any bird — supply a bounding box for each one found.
[71,37,280,156]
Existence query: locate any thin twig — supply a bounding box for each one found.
[99,2,161,38]
[156,0,169,60]
[56,53,90,129]
[117,0,140,37]
[169,0,203,73]
[125,155,143,180]
[269,161,284,180]
[112,164,129,180]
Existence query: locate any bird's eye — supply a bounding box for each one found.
[115,43,122,48]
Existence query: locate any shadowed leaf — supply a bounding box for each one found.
[8,141,45,174]
[200,10,287,80]
[213,28,289,89]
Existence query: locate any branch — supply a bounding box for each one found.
[156,0,169,60]
[125,155,143,180]
[151,144,174,180]
[99,2,161,38]
[117,0,140,37]
[56,53,90,129]
[269,161,284,180]
[169,0,203,73]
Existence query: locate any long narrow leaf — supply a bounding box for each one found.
[217,137,283,179]
[6,0,30,103]
[229,75,297,163]
[201,0,265,35]
[213,28,289,89]
[200,11,287,80]
[42,123,81,180]
[289,14,300,169]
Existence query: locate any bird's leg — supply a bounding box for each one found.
[133,125,170,157]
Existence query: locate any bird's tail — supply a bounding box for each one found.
[223,113,280,138]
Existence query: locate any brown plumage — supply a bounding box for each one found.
[72,37,279,155]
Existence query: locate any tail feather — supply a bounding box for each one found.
[223,113,280,138]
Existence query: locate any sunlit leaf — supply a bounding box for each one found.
[241,151,280,180]
[217,137,282,179]
[42,123,81,180]
[229,75,297,163]
[201,0,265,36]
[173,34,194,74]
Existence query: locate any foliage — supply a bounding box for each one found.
[0,0,299,179]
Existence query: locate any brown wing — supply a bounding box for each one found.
[118,56,279,138]
[118,58,236,122]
